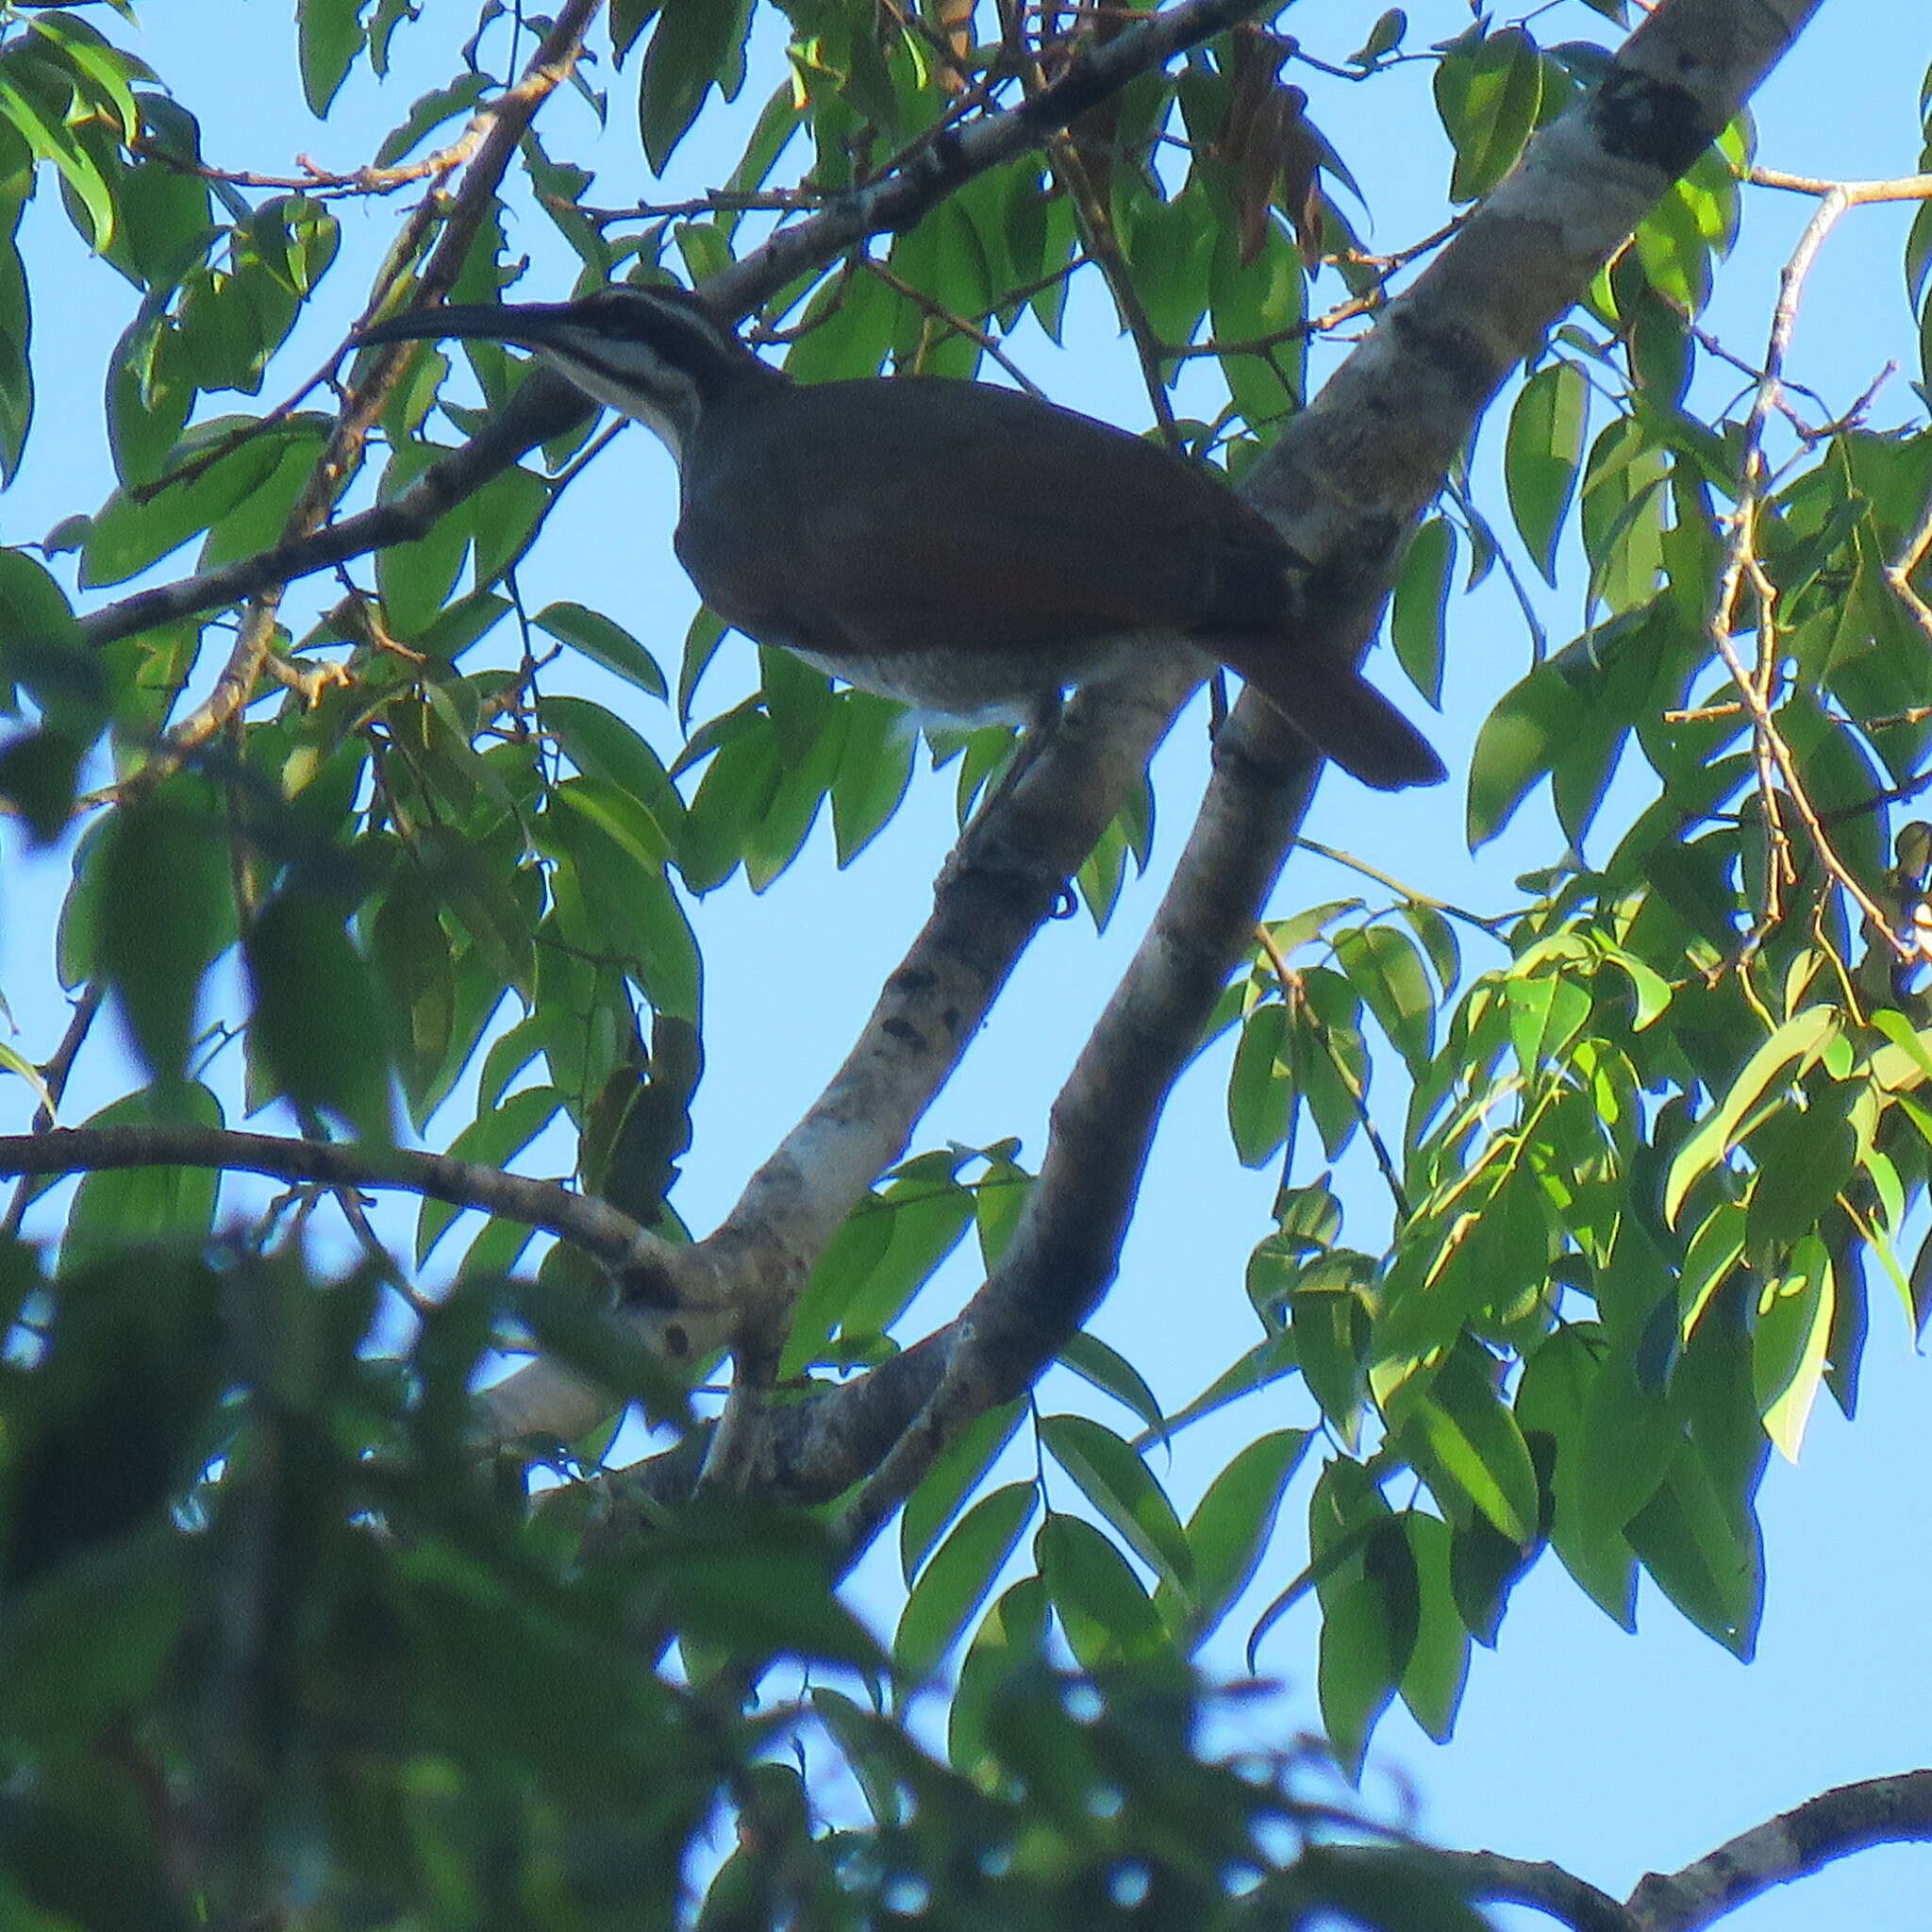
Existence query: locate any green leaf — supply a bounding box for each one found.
[1515,1326,1638,1625]
[81,426,285,587]
[1391,516,1454,707]
[1434,27,1543,205]
[894,1482,1037,1682]
[95,796,233,1084]
[1299,1845,1489,1932]
[1165,1428,1309,1648]
[1574,1341,1680,1550]
[297,0,369,116]
[415,1085,560,1265]
[534,599,668,701]
[1753,1236,1835,1462]
[1058,1331,1163,1436]
[0,56,114,250]
[900,1399,1026,1581]
[25,13,144,146]
[0,1529,194,1759]
[1335,923,1435,1070]
[1625,1443,1763,1657]
[371,884,455,1114]
[948,1575,1048,1773]
[375,441,471,637]
[62,1083,224,1269]
[830,691,914,864]
[1291,1271,1369,1445]
[1037,1513,1171,1669]
[1317,1514,1415,1779]
[1579,416,1669,614]
[373,71,490,169]
[465,463,550,589]
[1396,1510,1470,1742]
[610,0,663,61]
[1227,1001,1291,1167]
[1662,1008,1840,1224]
[198,423,327,568]
[1742,1097,1855,1259]
[782,1167,974,1371]
[638,0,753,173]
[1039,1413,1193,1592]
[552,774,673,870]
[1635,177,1713,315]
[1505,361,1588,582]
[244,891,393,1139]
[1503,971,1591,1076]
[542,694,685,842]
[0,548,100,738]
[1466,655,1591,848]
[1402,1345,1539,1544]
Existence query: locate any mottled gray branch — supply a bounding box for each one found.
[1626,1771,1932,1932]
[1277,1775,1932,1932]
[834,704,1316,1552]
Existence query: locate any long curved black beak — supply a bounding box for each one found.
[353,302,581,352]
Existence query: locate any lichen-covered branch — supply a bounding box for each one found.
[1625,1771,1932,1932]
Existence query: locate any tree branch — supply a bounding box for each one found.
[0,1126,732,1347]
[480,658,1206,1440]
[1397,1850,1633,1932]
[835,703,1319,1550]
[1625,1771,1932,1932]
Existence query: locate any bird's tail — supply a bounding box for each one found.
[1212,637,1445,791]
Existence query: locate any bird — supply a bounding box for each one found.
[355,282,1444,791]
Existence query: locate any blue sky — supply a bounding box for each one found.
[4,1,1929,1924]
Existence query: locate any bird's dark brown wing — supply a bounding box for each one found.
[675,373,1443,789]
[681,376,1291,658]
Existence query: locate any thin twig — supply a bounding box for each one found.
[858,257,1048,394]
[1293,836,1507,935]
[134,134,484,202]
[1748,167,1932,204]
[1253,922,1409,1220]
[1707,181,1908,958]
[0,1124,677,1287]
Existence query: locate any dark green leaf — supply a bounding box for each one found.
[1167,1429,1309,1648]
[96,795,232,1083]
[60,1084,222,1271]
[1037,1513,1171,1668]
[297,0,368,115]
[1039,1413,1192,1591]
[1391,516,1453,707]
[1397,1511,1470,1741]
[244,891,393,1138]
[638,0,753,173]
[901,1399,1027,1581]
[1506,360,1589,582]
[894,1482,1037,1681]
[1058,1331,1163,1435]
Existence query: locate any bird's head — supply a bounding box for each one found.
[354,281,758,462]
